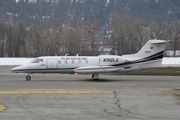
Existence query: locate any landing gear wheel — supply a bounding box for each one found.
[26,75,31,81]
[92,73,99,80]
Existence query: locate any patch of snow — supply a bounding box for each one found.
[0,57,180,65]
[0,57,180,67]
[0,58,34,65]
[162,57,180,64]
[106,0,109,6]
[161,57,180,67]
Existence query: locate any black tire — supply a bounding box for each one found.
[26,75,31,81]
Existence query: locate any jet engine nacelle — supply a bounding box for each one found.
[98,55,127,66]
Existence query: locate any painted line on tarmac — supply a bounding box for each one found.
[0,89,160,94]
[160,88,180,98]
[0,89,114,94]
[0,104,5,112]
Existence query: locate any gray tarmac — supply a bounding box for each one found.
[0,66,180,120]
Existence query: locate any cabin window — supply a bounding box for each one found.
[31,59,43,63]
[78,60,81,64]
[65,60,67,64]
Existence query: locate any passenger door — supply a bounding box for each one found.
[47,59,58,69]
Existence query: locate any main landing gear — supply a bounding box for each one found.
[26,75,31,81]
[92,73,99,80]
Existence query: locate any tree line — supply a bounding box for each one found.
[0,13,180,57]
[1,0,180,26]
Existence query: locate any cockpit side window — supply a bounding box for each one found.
[31,59,43,63]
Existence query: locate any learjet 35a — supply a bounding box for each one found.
[11,39,167,81]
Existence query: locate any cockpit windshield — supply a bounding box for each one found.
[31,59,43,63]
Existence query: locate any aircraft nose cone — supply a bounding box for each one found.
[11,66,19,73]
[11,68,15,71]
[11,66,23,73]
[11,65,31,73]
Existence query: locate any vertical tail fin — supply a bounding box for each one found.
[123,40,167,59]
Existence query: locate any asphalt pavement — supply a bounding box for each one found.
[0,66,180,120]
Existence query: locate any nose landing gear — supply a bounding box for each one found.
[26,75,31,81]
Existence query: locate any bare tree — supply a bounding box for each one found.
[53,19,63,55]
[86,18,100,55]
[72,16,84,55]
[131,18,149,52]
[6,24,16,57]
[148,21,161,39]
[111,13,132,55]
[167,20,180,57]
[13,21,27,57]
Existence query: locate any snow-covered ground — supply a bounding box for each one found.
[161,57,180,67]
[0,57,180,67]
[0,58,34,65]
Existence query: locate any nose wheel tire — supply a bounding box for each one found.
[26,75,31,81]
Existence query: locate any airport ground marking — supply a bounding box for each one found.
[0,89,114,94]
[160,88,180,98]
[0,89,160,94]
[0,104,5,112]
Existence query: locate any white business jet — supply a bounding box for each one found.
[11,39,167,81]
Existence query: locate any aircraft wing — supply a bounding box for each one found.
[73,66,124,73]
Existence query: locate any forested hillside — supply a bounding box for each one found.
[1,0,180,24]
[0,0,180,57]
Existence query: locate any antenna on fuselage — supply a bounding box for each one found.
[76,54,78,56]
[65,54,69,56]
